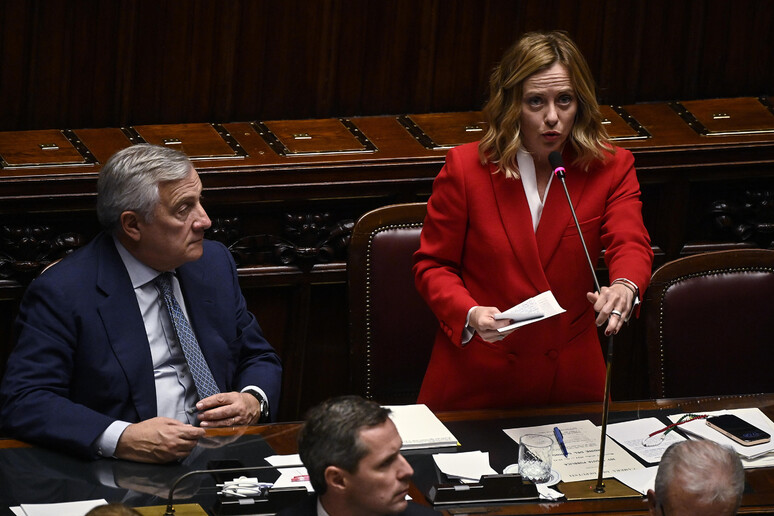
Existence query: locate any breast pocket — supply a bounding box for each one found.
[561,215,601,239]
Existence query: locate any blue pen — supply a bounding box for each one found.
[553,426,569,457]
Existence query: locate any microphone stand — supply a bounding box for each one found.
[552,156,623,497]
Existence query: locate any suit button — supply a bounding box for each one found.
[546,349,559,360]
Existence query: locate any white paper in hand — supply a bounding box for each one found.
[495,291,565,332]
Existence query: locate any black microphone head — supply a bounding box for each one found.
[548,151,564,172]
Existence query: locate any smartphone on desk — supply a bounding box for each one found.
[706,414,771,446]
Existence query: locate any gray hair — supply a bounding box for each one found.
[298,395,391,495]
[96,144,193,231]
[655,440,744,511]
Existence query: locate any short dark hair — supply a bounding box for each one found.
[298,395,391,494]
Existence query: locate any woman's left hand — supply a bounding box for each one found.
[586,283,634,336]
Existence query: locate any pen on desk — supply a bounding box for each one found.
[553,426,568,457]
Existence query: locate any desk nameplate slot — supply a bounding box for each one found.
[253,118,377,157]
[398,112,487,150]
[669,97,774,136]
[121,123,247,160]
[0,129,97,169]
[601,105,652,141]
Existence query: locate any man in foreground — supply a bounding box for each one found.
[279,395,438,516]
[0,144,282,463]
[647,439,744,515]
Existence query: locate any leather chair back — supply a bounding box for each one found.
[348,202,436,404]
[644,249,774,398]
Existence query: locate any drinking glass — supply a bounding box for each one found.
[518,434,553,483]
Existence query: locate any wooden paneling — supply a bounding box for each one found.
[0,1,772,131]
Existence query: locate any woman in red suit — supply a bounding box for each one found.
[413,31,654,411]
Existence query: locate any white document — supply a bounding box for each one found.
[385,404,460,450]
[503,420,643,482]
[432,450,497,482]
[13,500,107,516]
[607,417,686,464]
[273,466,313,492]
[669,408,774,460]
[742,451,774,469]
[495,291,565,333]
[265,453,304,467]
[265,453,313,491]
[614,465,658,495]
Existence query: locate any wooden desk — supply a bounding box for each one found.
[2,394,774,515]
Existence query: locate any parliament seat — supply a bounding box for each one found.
[347,202,437,405]
[643,249,774,398]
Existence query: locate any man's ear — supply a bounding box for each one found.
[120,211,142,242]
[646,489,659,514]
[324,465,349,493]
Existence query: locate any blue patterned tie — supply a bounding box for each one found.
[154,272,220,400]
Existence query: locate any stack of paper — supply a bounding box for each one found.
[386,404,460,450]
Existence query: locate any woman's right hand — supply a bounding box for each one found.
[469,306,515,342]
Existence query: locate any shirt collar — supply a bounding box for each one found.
[112,235,167,289]
[316,497,331,516]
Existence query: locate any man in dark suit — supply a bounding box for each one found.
[0,144,282,463]
[278,396,438,516]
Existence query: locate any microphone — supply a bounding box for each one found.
[549,151,601,293]
[161,463,307,516]
[548,150,613,495]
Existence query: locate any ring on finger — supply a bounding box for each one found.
[611,309,622,318]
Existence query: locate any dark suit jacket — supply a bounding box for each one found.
[0,232,282,458]
[414,142,653,411]
[277,494,440,516]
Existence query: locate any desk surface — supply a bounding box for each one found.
[2,395,774,516]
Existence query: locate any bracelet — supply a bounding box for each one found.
[612,278,638,298]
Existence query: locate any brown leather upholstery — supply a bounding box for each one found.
[644,249,774,398]
[348,202,437,404]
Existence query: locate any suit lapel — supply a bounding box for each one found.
[94,234,157,421]
[490,164,550,293]
[536,157,590,268]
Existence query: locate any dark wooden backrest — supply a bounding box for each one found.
[644,249,774,398]
[347,202,437,405]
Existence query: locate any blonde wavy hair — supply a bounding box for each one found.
[478,31,612,178]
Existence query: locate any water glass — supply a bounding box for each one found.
[518,434,553,483]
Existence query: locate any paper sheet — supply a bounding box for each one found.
[432,450,497,482]
[606,417,686,464]
[13,500,107,516]
[495,291,565,332]
[614,466,658,495]
[503,420,643,482]
[265,453,313,492]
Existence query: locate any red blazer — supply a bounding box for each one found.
[413,142,653,411]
